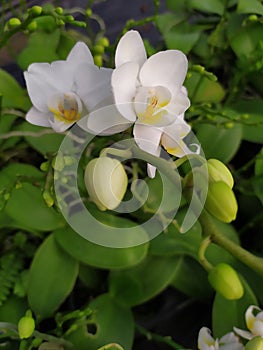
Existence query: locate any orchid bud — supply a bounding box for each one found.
[18,311,35,339]
[8,18,21,29]
[208,263,244,300]
[207,159,234,188]
[205,181,238,223]
[246,337,263,350]
[84,157,128,211]
[29,6,42,16]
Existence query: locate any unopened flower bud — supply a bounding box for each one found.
[18,311,35,339]
[207,159,234,188]
[43,190,54,207]
[94,55,103,67]
[84,157,128,211]
[97,37,110,47]
[208,263,244,300]
[55,7,64,15]
[8,18,21,29]
[246,337,263,350]
[205,181,238,223]
[93,44,105,55]
[27,20,37,32]
[30,6,42,16]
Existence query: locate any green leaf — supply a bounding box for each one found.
[66,294,134,350]
[56,32,76,59]
[109,255,179,306]
[17,30,61,70]
[187,0,224,15]
[0,296,27,324]
[185,72,225,103]
[27,234,78,318]
[5,183,64,231]
[171,255,213,298]
[195,123,242,162]
[230,100,263,143]
[227,15,263,58]
[254,147,263,205]
[18,122,64,155]
[0,69,29,109]
[237,0,263,15]
[212,276,258,338]
[164,22,201,53]
[54,225,148,269]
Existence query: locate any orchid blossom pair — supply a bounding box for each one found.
[24,30,197,177]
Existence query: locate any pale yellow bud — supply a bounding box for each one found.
[84,157,128,211]
[207,159,234,188]
[246,337,263,350]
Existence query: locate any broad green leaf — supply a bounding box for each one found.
[254,147,263,205]
[187,0,224,15]
[5,183,64,231]
[171,255,213,299]
[0,296,27,323]
[195,123,242,162]
[54,225,148,269]
[237,0,263,15]
[212,276,258,338]
[185,72,225,103]
[156,13,185,35]
[227,15,263,58]
[166,0,188,12]
[164,22,201,53]
[230,100,263,143]
[18,122,64,155]
[17,30,61,70]
[66,294,134,350]
[56,32,76,59]
[0,69,29,109]
[109,255,179,306]
[0,114,17,147]
[27,234,78,318]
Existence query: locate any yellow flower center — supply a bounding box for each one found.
[48,92,82,124]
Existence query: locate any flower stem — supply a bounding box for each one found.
[198,236,213,272]
[199,209,263,277]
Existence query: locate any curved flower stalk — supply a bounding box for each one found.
[198,327,244,350]
[87,30,198,178]
[234,305,263,340]
[24,42,112,132]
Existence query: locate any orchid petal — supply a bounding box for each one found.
[49,118,73,133]
[139,50,188,94]
[167,88,191,116]
[219,332,244,350]
[67,41,94,66]
[24,70,57,112]
[112,61,139,122]
[246,305,259,332]
[26,106,51,127]
[133,123,162,178]
[233,327,254,340]
[87,103,132,135]
[75,64,112,112]
[198,327,215,350]
[115,30,147,68]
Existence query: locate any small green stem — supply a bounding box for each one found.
[198,236,213,272]
[199,210,263,277]
[136,324,189,350]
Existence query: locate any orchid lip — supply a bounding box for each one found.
[48,92,83,124]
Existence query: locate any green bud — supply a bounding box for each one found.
[246,337,263,350]
[248,14,258,22]
[94,55,103,67]
[55,7,64,15]
[84,157,128,211]
[65,15,75,23]
[30,6,43,16]
[64,156,74,166]
[56,19,65,26]
[18,312,35,339]
[40,161,49,172]
[205,181,238,223]
[207,159,234,188]
[85,8,92,17]
[208,263,244,300]
[27,20,38,32]
[73,21,87,28]
[52,155,64,171]
[93,44,105,55]
[224,122,234,129]
[97,37,110,47]
[43,190,54,207]
[8,18,21,29]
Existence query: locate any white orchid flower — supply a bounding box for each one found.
[24,42,112,133]
[87,30,196,178]
[234,305,263,340]
[198,327,244,350]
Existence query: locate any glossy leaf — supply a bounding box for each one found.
[5,183,64,231]
[212,276,258,338]
[237,0,263,15]
[27,234,78,318]
[66,294,134,350]
[54,225,148,269]
[0,69,29,109]
[109,255,180,306]
[188,0,224,15]
[195,123,242,162]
